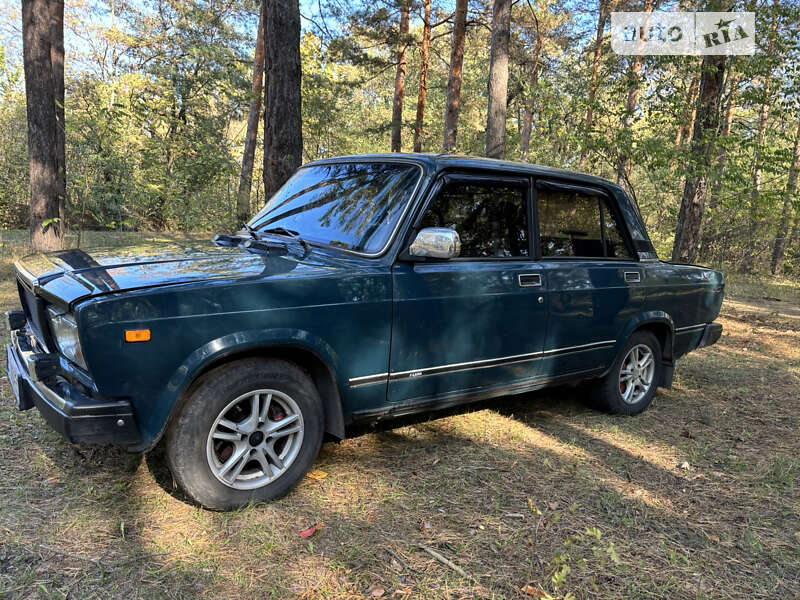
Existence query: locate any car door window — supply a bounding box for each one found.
[538,188,631,259]
[601,202,632,258]
[419,180,529,258]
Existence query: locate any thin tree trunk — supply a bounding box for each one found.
[237,6,266,224]
[744,0,779,271]
[413,0,432,153]
[770,118,800,274]
[22,0,61,251]
[670,71,700,173]
[672,54,726,264]
[519,8,542,159]
[391,1,411,152]
[50,0,65,238]
[442,0,468,153]
[615,0,654,194]
[485,0,511,159]
[700,70,738,257]
[578,0,609,170]
[263,0,303,198]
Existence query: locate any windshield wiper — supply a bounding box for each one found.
[242,222,259,239]
[259,227,311,254]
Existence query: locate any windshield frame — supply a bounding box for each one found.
[249,158,427,259]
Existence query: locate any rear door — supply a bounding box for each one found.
[388,174,548,405]
[535,180,645,379]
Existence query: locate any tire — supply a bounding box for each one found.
[166,358,324,510]
[591,330,662,416]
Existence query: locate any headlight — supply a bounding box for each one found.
[48,308,88,370]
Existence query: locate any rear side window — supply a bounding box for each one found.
[537,188,631,259]
[419,181,529,258]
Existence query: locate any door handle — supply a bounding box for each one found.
[624,271,641,283]
[518,273,542,287]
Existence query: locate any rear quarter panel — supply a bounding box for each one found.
[641,262,724,358]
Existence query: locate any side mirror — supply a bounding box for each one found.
[408,227,461,260]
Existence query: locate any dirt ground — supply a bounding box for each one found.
[0,232,798,599]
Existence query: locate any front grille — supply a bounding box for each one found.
[17,278,50,350]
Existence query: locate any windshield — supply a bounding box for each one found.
[249,162,421,254]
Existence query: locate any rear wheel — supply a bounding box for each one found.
[166,358,323,510]
[591,331,662,415]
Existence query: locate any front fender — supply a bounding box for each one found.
[131,328,342,452]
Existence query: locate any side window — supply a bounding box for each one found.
[537,187,631,259]
[419,180,529,258]
[601,202,632,258]
[538,189,603,257]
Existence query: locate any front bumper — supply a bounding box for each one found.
[6,327,141,446]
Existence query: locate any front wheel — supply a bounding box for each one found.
[591,331,662,415]
[166,358,324,510]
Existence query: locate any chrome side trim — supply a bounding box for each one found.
[389,349,545,381]
[348,372,389,388]
[675,323,707,333]
[539,339,616,358]
[348,339,616,387]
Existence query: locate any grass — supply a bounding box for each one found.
[1,231,799,599]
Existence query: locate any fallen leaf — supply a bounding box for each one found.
[390,558,403,572]
[680,461,691,470]
[307,470,328,480]
[298,522,324,538]
[521,583,546,597]
[548,502,559,511]
[706,534,721,543]
[366,584,385,597]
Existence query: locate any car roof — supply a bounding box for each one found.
[303,153,621,191]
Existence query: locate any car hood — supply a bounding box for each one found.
[15,238,361,307]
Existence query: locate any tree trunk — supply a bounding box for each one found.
[700,70,738,258]
[744,0,779,271]
[770,118,800,274]
[412,0,432,153]
[578,0,609,170]
[391,1,411,152]
[519,11,542,159]
[49,0,65,237]
[615,0,654,194]
[22,0,62,251]
[671,55,726,264]
[670,70,700,173]
[263,0,303,198]
[485,0,511,159]
[237,6,266,224]
[442,0,468,153]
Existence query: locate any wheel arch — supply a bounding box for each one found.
[133,329,347,453]
[614,312,676,388]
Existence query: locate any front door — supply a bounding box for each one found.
[388,175,548,405]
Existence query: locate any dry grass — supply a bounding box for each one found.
[1,232,798,599]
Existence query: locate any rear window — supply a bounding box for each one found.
[538,189,631,259]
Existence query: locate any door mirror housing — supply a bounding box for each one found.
[408,227,461,260]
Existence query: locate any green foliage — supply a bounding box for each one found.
[0,0,798,277]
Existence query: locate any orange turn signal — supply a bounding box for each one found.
[125,329,151,343]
